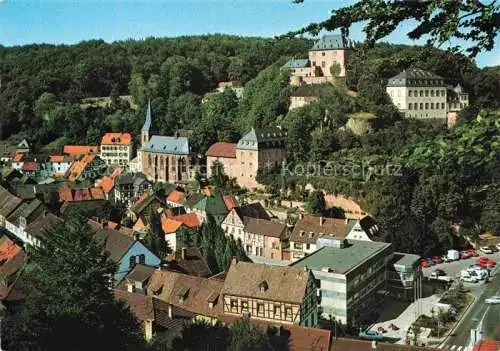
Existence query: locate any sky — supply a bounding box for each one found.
[0,0,498,67]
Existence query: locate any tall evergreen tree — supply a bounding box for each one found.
[3,211,146,351]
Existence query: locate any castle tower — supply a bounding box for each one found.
[141,99,152,149]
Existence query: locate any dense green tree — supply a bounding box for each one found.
[209,160,231,192]
[3,212,146,351]
[228,318,272,351]
[292,0,499,57]
[306,189,326,216]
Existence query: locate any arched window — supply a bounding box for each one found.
[408,103,413,110]
[420,103,424,109]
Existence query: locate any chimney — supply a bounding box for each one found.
[168,304,172,318]
[181,247,187,260]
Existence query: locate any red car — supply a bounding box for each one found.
[468,249,478,257]
[432,256,443,264]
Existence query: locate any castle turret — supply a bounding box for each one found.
[141,99,152,149]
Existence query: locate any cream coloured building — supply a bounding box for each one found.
[100,132,133,167]
[282,35,349,86]
[386,68,448,121]
[205,127,286,189]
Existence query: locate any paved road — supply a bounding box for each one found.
[438,262,500,350]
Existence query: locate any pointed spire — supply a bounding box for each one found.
[142,98,152,132]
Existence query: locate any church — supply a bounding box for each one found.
[138,101,193,183]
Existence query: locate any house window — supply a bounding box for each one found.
[441,102,445,109]
[274,305,281,318]
[419,90,423,97]
[322,52,325,56]
[285,307,293,320]
[408,103,412,110]
[257,303,265,316]
[430,90,434,97]
[420,103,424,109]
[306,243,310,250]
[408,90,412,97]
[430,103,434,109]
[241,300,249,312]
[139,254,145,264]
[425,103,429,109]
[129,256,136,268]
[425,90,429,97]
[230,299,238,312]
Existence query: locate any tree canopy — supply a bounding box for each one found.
[3,211,146,351]
[291,0,499,57]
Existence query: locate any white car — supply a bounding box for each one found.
[496,243,500,251]
[479,246,493,254]
[485,296,500,304]
[461,276,478,283]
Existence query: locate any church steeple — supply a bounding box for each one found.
[141,99,152,148]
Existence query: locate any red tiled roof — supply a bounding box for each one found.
[13,153,24,162]
[167,190,185,204]
[473,340,500,351]
[111,167,124,178]
[223,195,239,211]
[100,176,115,194]
[170,213,200,228]
[219,315,331,351]
[67,155,95,182]
[101,133,132,145]
[21,162,38,172]
[0,238,21,262]
[49,155,65,163]
[206,142,237,158]
[162,218,182,234]
[58,186,73,202]
[90,187,105,200]
[63,145,98,155]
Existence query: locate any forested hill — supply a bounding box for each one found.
[0,35,498,154]
[0,35,311,143]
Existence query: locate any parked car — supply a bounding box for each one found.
[468,249,478,257]
[485,296,500,304]
[488,245,499,253]
[359,330,385,340]
[448,249,460,261]
[496,243,500,251]
[460,251,471,259]
[479,246,493,254]
[431,269,446,277]
[461,276,479,283]
[441,255,452,263]
[432,256,443,264]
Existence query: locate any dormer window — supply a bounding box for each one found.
[300,230,305,237]
[259,280,268,292]
[178,287,189,303]
[309,231,314,238]
[19,217,27,229]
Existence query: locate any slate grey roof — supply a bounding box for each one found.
[117,173,134,185]
[125,264,156,283]
[311,35,345,50]
[142,99,152,132]
[95,228,134,262]
[387,68,444,87]
[183,193,204,210]
[0,187,23,218]
[291,240,392,275]
[144,135,190,155]
[282,59,309,69]
[236,127,287,151]
[25,212,63,239]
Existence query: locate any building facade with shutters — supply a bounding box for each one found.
[100,132,133,167]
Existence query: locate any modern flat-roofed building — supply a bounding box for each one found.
[291,238,393,326]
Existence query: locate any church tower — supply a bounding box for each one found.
[141,99,152,149]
